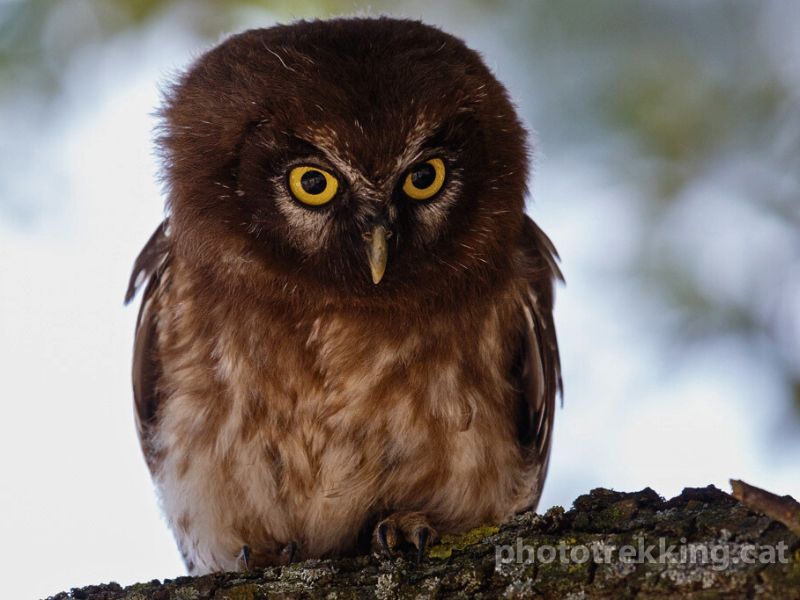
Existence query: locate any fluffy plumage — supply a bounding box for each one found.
[126,17,562,574]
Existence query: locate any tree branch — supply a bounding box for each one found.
[731,479,800,537]
[47,486,800,599]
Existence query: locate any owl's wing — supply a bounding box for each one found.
[513,215,563,506]
[125,220,171,473]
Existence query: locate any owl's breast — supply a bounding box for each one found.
[154,290,532,571]
[288,304,531,529]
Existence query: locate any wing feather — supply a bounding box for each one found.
[512,216,563,504]
[127,221,171,473]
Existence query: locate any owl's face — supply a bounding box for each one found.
[161,18,528,304]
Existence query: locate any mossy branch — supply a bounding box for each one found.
[47,485,800,599]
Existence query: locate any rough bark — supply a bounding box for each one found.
[47,486,800,599]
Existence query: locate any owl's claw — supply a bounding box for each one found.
[416,528,430,565]
[281,540,298,564]
[238,544,251,572]
[377,522,393,557]
[372,512,438,563]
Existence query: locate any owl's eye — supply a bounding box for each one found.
[402,158,446,201]
[288,166,339,206]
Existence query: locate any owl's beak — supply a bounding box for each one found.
[366,224,389,285]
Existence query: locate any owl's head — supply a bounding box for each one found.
[160,18,528,307]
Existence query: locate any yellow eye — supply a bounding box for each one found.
[288,166,339,206]
[402,158,446,201]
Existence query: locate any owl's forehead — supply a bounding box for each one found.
[277,64,470,180]
[248,20,485,178]
[168,20,508,186]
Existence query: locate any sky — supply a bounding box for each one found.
[0,3,798,599]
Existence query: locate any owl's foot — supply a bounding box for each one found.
[281,540,299,564]
[373,511,439,564]
[236,541,298,570]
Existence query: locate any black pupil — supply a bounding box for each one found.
[301,170,327,195]
[411,163,436,189]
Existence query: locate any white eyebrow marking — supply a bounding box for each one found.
[304,126,376,193]
[389,113,447,180]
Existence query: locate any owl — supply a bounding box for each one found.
[126,17,561,574]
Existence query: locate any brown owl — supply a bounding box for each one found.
[126,17,562,574]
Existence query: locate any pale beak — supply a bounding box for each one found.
[366,224,389,285]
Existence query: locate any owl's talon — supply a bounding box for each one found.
[415,528,429,564]
[282,540,298,564]
[238,544,251,572]
[377,522,393,557]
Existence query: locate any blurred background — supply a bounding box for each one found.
[1,0,798,598]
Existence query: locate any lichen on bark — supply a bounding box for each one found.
[46,486,800,599]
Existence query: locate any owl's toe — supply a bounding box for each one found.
[372,512,439,563]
